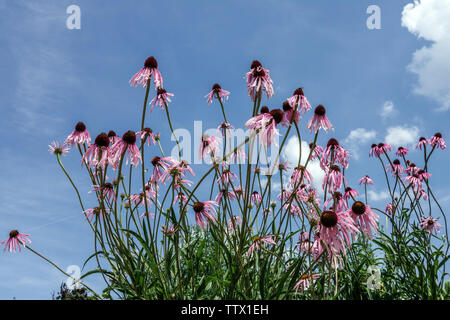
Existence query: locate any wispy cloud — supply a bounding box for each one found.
[385,125,420,147]
[402,0,450,110]
[343,128,377,160]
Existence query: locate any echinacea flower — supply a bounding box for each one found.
[395,146,409,157]
[348,201,379,238]
[324,192,347,213]
[129,56,163,88]
[140,212,154,219]
[287,88,311,115]
[343,187,359,201]
[227,216,242,232]
[199,134,221,161]
[84,206,109,222]
[320,138,350,170]
[385,203,393,215]
[1,230,31,252]
[108,130,120,145]
[358,175,374,185]
[193,201,217,230]
[90,182,116,201]
[317,210,359,256]
[110,131,142,168]
[247,235,276,257]
[430,132,446,150]
[309,143,324,161]
[419,216,441,234]
[387,159,405,176]
[404,173,423,191]
[322,165,346,194]
[416,137,429,150]
[149,88,174,112]
[376,142,392,156]
[83,132,111,169]
[217,122,234,138]
[245,108,283,147]
[245,60,274,101]
[151,156,176,183]
[294,273,321,295]
[288,165,313,187]
[205,83,230,105]
[217,169,238,185]
[65,122,91,146]
[215,189,236,204]
[136,128,156,146]
[250,191,262,206]
[49,141,70,156]
[307,105,333,132]
[281,100,301,127]
[162,225,179,235]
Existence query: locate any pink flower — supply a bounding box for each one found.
[419,216,441,234]
[205,83,230,104]
[129,56,163,88]
[322,165,346,194]
[430,132,446,150]
[136,128,156,146]
[245,109,283,147]
[349,201,379,238]
[294,274,321,295]
[245,60,274,101]
[250,191,262,206]
[162,225,179,235]
[287,88,311,115]
[227,216,242,232]
[289,165,313,188]
[416,137,429,150]
[110,131,142,168]
[309,143,324,161]
[320,138,350,170]
[83,133,111,169]
[307,105,333,132]
[217,169,238,185]
[215,189,236,204]
[278,159,291,172]
[84,206,109,222]
[358,175,374,185]
[140,212,154,219]
[324,192,347,213]
[199,134,221,161]
[151,156,176,183]
[1,230,31,252]
[387,159,405,176]
[317,210,359,256]
[49,141,70,156]
[65,122,91,146]
[193,201,217,230]
[281,100,301,127]
[376,142,392,156]
[343,187,359,201]
[404,173,422,191]
[385,203,393,215]
[247,235,276,257]
[217,122,234,138]
[90,182,116,201]
[107,130,120,145]
[149,88,174,112]
[395,146,409,157]
[174,192,188,206]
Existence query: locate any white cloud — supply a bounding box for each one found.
[282,137,325,191]
[380,101,396,119]
[385,125,420,147]
[368,190,390,202]
[402,0,450,110]
[343,128,377,160]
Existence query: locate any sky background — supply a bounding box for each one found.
[1,0,450,299]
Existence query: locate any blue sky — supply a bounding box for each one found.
[1,0,449,299]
